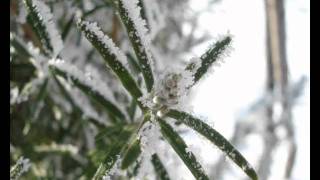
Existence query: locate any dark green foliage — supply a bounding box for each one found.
[77,20,144,109]
[24,0,60,57]
[167,109,258,180]
[114,0,154,92]
[93,126,135,180]
[151,153,171,180]
[187,36,232,84]
[121,138,142,169]
[158,118,210,180]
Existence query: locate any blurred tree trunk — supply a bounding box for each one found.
[265,0,287,88]
[259,0,296,179]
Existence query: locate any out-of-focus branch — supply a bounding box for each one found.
[210,76,306,179]
[283,76,306,178]
[212,1,292,178]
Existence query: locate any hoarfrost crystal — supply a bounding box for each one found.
[139,121,161,157]
[29,0,63,57]
[120,0,154,66]
[139,67,194,115]
[77,20,128,66]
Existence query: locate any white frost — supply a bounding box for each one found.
[11,34,49,76]
[49,59,123,116]
[10,87,19,105]
[120,0,154,66]
[102,155,122,180]
[139,66,194,112]
[27,42,48,76]
[11,77,45,105]
[31,0,63,57]
[34,142,78,155]
[77,20,128,66]
[10,156,31,180]
[69,87,108,126]
[139,120,161,157]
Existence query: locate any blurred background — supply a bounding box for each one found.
[187,0,310,179]
[10,0,309,179]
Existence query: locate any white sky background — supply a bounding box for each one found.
[180,0,310,179]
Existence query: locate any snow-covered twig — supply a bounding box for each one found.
[10,157,31,180]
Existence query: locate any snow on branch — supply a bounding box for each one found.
[117,0,155,92]
[77,20,128,66]
[77,19,144,105]
[49,59,123,114]
[10,157,31,180]
[187,35,233,84]
[119,0,151,52]
[24,0,63,57]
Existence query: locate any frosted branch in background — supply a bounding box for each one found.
[10,157,31,180]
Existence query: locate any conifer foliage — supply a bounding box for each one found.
[10,0,258,179]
